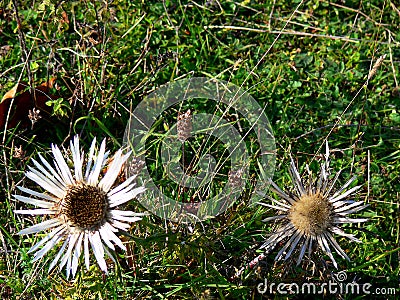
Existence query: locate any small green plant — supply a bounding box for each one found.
[46,98,71,118]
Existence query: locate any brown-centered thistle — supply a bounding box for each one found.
[14,136,146,278]
[259,142,368,268]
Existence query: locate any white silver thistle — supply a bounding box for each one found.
[259,142,368,268]
[14,135,146,278]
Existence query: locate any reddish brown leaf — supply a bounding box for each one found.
[0,78,58,129]
[61,11,69,24]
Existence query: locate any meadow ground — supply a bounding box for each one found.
[0,0,399,299]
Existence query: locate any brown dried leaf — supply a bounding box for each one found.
[0,77,58,129]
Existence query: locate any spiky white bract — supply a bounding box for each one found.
[260,142,368,268]
[15,135,146,278]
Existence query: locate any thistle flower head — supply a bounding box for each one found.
[260,142,368,268]
[14,135,146,278]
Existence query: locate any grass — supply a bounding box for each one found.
[0,0,399,299]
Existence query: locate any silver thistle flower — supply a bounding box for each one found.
[14,135,146,278]
[259,142,368,268]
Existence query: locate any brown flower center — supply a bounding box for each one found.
[289,192,332,236]
[61,183,108,230]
